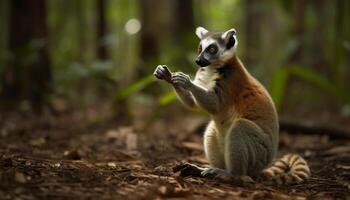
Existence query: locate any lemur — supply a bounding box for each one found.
[153,27,310,184]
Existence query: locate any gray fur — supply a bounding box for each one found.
[173,86,196,108]
[224,119,274,177]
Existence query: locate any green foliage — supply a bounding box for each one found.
[270,65,350,109]
[2,0,349,112]
[115,75,155,100]
[289,66,350,103]
[270,68,289,109]
[159,91,176,105]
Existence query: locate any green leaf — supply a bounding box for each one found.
[115,75,155,100]
[290,66,350,102]
[270,68,289,109]
[159,91,177,105]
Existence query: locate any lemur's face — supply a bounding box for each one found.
[195,27,238,67]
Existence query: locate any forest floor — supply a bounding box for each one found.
[0,107,349,200]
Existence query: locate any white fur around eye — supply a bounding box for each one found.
[201,38,215,52]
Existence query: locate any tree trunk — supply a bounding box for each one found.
[289,0,307,63]
[97,0,107,60]
[139,0,160,64]
[245,0,262,68]
[173,0,195,68]
[175,1,194,35]
[335,0,350,86]
[311,0,331,76]
[1,0,51,110]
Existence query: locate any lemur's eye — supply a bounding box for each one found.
[208,45,218,54]
[198,45,202,53]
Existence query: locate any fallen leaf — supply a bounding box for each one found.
[15,172,27,183]
[30,137,46,147]
[126,133,138,150]
[158,185,167,195]
[63,149,82,160]
[336,165,350,170]
[324,146,350,156]
[53,163,61,167]
[105,129,122,140]
[105,127,133,140]
[181,142,203,151]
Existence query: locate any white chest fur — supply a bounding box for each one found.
[193,67,219,91]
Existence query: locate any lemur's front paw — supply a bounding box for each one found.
[153,65,172,83]
[171,72,192,89]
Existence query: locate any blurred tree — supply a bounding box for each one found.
[175,1,194,38]
[0,0,9,74]
[244,0,262,68]
[173,0,196,68]
[139,0,161,66]
[107,0,139,86]
[97,0,107,60]
[335,0,350,86]
[289,0,306,64]
[1,0,51,110]
[312,0,329,75]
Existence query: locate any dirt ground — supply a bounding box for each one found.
[0,108,349,200]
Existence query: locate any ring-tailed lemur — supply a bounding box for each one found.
[153,27,310,184]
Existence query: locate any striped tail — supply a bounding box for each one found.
[261,154,311,184]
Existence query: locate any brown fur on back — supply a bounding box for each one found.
[212,55,279,137]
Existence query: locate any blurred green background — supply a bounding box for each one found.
[0,0,349,125]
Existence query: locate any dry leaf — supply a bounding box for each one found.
[336,165,350,170]
[107,162,117,168]
[63,149,82,160]
[158,186,167,195]
[30,137,46,147]
[324,146,350,156]
[181,142,203,151]
[126,133,138,150]
[15,172,27,183]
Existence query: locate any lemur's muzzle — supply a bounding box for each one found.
[195,57,210,67]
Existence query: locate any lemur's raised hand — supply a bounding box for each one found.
[154,27,310,184]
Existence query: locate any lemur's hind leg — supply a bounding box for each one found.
[201,121,228,178]
[203,121,225,169]
[225,119,274,177]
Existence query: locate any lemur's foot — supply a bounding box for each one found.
[153,65,172,83]
[173,162,203,177]
[200,167,231,178]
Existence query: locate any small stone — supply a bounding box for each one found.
[107,162,116,168]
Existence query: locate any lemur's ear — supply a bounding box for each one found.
[222,28,237,49]
[195,26,208,39]
[222,28,236,40]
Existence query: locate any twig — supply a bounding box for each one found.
[279,119,350,139]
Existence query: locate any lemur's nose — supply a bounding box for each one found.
[196,58,210,67]
[195,58,201,65]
